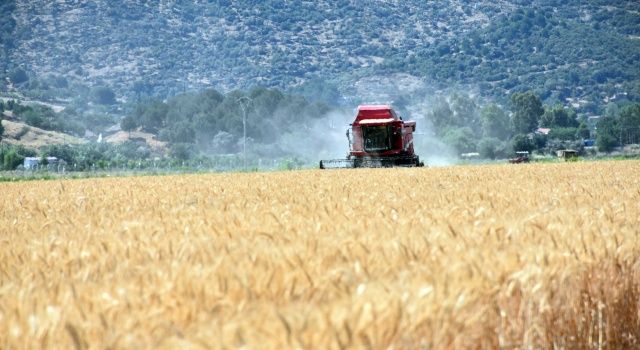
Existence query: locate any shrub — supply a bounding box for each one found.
[9,68,28,84]
[91,86,117,105]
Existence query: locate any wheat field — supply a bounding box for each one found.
[1,161,639,349]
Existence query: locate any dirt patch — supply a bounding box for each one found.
[105,130,168,154]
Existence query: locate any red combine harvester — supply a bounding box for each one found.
[320,105,425,169]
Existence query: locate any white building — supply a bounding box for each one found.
[23,157,61,170]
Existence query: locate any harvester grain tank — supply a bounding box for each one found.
[320,105,425,168]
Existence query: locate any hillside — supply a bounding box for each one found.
[2,0,639,110]
[1,119,85,149]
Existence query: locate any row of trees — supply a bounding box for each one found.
[425,90,640,158]
[124,87,332,155]
[596,104,640,152]
[1,86,338,171]
[1,142,158,171]
[3,86,639,172]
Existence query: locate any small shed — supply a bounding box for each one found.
[23,157,40,169]
[556,149,578,160]
[536,128,551,135]
[23,156,61,170]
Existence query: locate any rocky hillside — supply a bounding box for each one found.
[2,0,640,110]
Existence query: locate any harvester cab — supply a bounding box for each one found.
[320,105,425,169]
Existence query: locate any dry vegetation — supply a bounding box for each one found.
[1,119,85,149]
[104,130,168,154]
[1,161,639,349]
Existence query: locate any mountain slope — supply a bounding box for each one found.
[3,0,640,110]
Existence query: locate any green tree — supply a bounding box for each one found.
[15,105,66,132]
[510,134,535,153]
[480,104,510,139]
[532,133,547,150]
[596,117,619,152]
[91,86,116,105]
[41,144,76,164]
[136,100,168,132]
[511,91,544,134]
[603,103,620,118]
[0,120,4,143]
[449,92,480,133]
[163,120,195,143]
[3,149,24,170]
[548,127,578,141]
[23,109,44,128]
[9,68,28,84]
[428,97,453,131]
[442,127,477,154]
[72,143,113,170]
[132,80,153,99]
[39,154,49,167]
[169,143,193,160]
[540,105,578,128]
[618,104,640,145]
[250,87,284,118]
[120,115,138,132]
[576,122,590,139]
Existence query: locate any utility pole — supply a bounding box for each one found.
[236,96,252,171]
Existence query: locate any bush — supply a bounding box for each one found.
[3,149,23,170]
[9,68,28,84]
[91,86,117,105]
[15,126,30,139]
[0,145,35,170]
[23,110,44,128]
[120,115,138,132]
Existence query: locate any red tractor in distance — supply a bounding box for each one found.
[320,105,425,169]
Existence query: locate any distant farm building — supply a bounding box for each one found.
[23,157,65,170]
[535,128,551,135]
[556,149,578,160]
